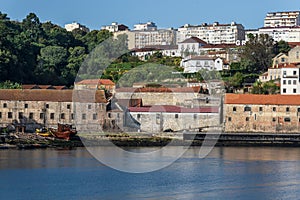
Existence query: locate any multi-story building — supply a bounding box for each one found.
[101,22,129,33]
[65,22,90,32]
[134,22,157,31]
[0,90,108,132]
[280,64,300,95]
[258,26,300,42]
[225,94,300,133]
[128,29,176,49]
[264,11,300,28]
[176,22,245,44]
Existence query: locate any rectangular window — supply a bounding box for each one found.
[50,113,55,120]
[288,80,291,85]
[273,107,276,112]
[244,106,251,112]
[82,114,86,120]
[8,112,12,119]
[40,113,44,119]
[0,112,2,118]
[294,89,297,93]
[24,104,28,109]
[294,71,297,75]
[88,105,92,109]
[3,103,7,108]
[284,117,291,122]
[60,113,65,119]
[259,107,263,112]
[175,114,179,119]
[246,117,250,121]
[71,113,74,120]
[93,113,97,120]
[286,107,290,112]
[67,104,71,109]
[233,107,237,112]
[272,118,276,122]
[29,113,34,119]
[298,108,300,113]
[293,80,297,85]
[228,117,231,122]
[283,80,286,85]
[18,112,23,119]
[137,114,141,120]
[46,104,49,109]
[283,88,286,93]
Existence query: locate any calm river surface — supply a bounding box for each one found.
[1,146,300,200]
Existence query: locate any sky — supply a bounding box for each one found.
[0,0,300,30]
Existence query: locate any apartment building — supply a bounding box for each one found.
[258,26,300,42]
[176,22,245,44]
[129,29,176,49]
[264,11,300,28]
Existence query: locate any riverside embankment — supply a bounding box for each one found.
[2,132,300,149]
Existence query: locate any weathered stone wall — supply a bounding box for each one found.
[130,112,220,132]
[225,104,300,133]
[0,100,107,132]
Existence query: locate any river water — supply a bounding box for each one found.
[1,146,300,200]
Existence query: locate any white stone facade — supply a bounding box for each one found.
[181,56,224,72]
[264,11,300,28]
[176,22,245,44]
[281,67,300,95]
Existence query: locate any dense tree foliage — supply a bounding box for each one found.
[0,12,118,86]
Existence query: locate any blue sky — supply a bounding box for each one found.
[0,0,299,30]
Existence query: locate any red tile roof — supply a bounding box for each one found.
[225,94,300,105]
[128,105,219,113]
[76,79,115,86]
[180,37,208,44]
[0,89,107,103]
[271,63,299,69]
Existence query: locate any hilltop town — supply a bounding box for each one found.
[1,10,300,137]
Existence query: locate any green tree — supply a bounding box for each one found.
[241,34,275,73]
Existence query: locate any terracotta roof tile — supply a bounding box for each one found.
[225,94,300,105]
[76,79,115,85]
[0,89,107,103]
[180,37,208,44]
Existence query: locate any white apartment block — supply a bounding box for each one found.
[65,22,89,32]
[176,22,245,44]
[264,11,300,28]
[101,22,129,33]
[281,65,300,95]
[258,26,300,42]
[128,29,176,49]
[134,22,157,31]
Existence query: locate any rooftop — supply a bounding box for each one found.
[180,37,207,44]
[75,79,115,85]
[0,89,107,103]
[225,94,300,105]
